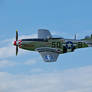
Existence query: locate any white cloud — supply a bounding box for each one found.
[0,66,92,92]
[30,68,44,73]
[0,46,15,58]
[24,58,39,65]
[0,60,16,68]
[24,59,37,65]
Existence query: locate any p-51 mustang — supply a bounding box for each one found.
[13,29,92,62]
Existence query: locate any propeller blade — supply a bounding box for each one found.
[16,30,18,41]
[16,46,18,56]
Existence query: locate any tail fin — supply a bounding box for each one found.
[82,34,92,47]
[84,34,92,40]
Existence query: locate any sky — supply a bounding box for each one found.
[0,0,92,92]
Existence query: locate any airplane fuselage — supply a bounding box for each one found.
[14,38,88,54]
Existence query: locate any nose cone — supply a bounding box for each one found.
[13,41,16,46]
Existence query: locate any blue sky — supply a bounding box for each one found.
[0,0,92,92]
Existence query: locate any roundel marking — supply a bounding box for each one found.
[66,41,74,49]
[45,55,53,61]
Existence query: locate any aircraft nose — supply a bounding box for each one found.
[13,41,16,46]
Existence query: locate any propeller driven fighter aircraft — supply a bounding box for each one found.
[13,29,92,62]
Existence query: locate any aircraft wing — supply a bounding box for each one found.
[36,47,59,62]
[38,29,52,39]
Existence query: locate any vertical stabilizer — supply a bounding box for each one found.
[38,29,52,39]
